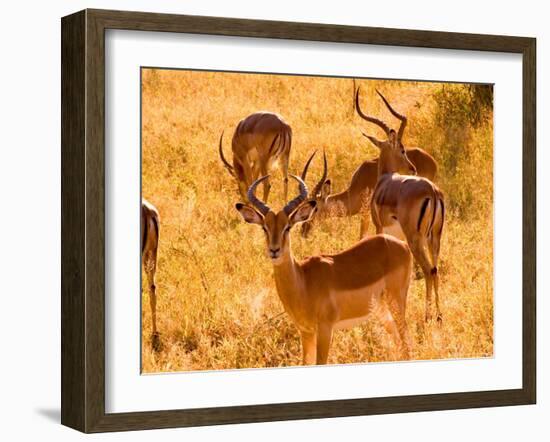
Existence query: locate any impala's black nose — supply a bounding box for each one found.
[269,248,281,259]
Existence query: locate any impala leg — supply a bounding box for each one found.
[260,166,271,202]
[433,274,441,323]
[431,256,442,324]
[235,164,249,202]
[239,185,248,203]
[316,324,333,365]
[397,314,412,359]
[145,255,160,352]
[429,233,443,323]
[262,178,271,202]
[378,298,404,359]
[359,191,372,238]
[408,236,434,323]
[148,272,160,352]
[391,288,412,359]
[282,152,290,202]
[387,262,413,359]
[359,210,370,238]
[430,198,445,323]
[300,331,317,365]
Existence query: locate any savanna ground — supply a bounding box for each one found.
[141,69,493,373]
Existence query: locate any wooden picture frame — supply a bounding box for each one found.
[61,8,536,433]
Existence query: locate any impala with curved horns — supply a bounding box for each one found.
[356,87,445,323]
[299,146,437,238]
[219,112,292,202]
[142,198,161,351]
[236,175,413,365]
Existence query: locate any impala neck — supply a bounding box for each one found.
[272,236,304,312]
[377,149,396,177]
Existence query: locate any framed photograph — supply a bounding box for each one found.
[61,9,536,433]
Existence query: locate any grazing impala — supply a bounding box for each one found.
[356,87,445,322]
[236,175,413,365]
[142,198,160,351]
[219,112,292,202]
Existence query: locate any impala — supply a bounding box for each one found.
[356,87,445,322]
[236,175,413,365]
[142,198,160,351]
[299,146,437,239]
[219,112,292,202]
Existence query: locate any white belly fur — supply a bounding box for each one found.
[333,279,386,330]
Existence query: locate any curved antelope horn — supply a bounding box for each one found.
[300,150,317,181]
[283,175,309,215]
[376,89,408,142]
[311,150,328,197]
[218,131,235,177]
[247,175,271,216]
[355,87,391,135]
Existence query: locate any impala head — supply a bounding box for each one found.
[219,129,284,201]
[299,150,331,238]
[236,175,317,264]
[355,87,416,175]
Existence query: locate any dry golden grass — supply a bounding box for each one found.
[141,69,493,372]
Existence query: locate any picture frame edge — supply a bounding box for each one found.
[61,9,87,433]
[60,8,537,433]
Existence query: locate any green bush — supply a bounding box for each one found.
[414,84,493,219]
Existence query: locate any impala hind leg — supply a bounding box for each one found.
[145,256,160,351]
[300,331,317,365]
[391,288,413,359]
[359,209,370,238]
[260,166,272,202]
[316,324,334,365]
[262,178,271,202]
[359,191,373,238]
[378,298,408,360]
[429,215,444,323]
[408,236,435,323]
[282,152,290,202]
[386,260,413,359]
[429,234,442,323]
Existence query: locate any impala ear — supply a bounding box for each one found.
[289,200,317,226]
[235,203,264,225]
[320,180,331,199]
[361,131,383,149]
